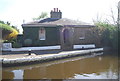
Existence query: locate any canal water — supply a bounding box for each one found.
[2,51,118,79]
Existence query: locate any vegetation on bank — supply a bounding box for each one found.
[94,21,118,50]
[0,20,19,40]
[0,20,21,48]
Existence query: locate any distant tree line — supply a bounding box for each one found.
[33,12,48,20]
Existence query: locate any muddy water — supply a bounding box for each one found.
[2,52,118,79]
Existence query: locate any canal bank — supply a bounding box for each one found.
[1,48,103,67]
[2,50,118,80]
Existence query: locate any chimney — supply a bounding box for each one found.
[57,8,58,12]
[50,8,62,19]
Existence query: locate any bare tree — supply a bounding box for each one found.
[118,1,120,28]
[110,8,117,25]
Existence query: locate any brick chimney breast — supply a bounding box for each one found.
[50,8,62,19]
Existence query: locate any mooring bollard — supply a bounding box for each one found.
[28,49,31,55]
[82,46,84,50]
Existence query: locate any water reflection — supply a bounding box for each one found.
[2,71,14,79]
[2,52,118,79]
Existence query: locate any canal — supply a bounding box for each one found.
[2,51,118,79]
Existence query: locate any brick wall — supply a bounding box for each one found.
[73,27,101,46]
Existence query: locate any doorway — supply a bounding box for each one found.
[63,29,69,44]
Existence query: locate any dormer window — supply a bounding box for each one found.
[39,28,46,40]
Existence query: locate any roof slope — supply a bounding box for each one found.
[39,18,91,25]
[22,18,94,27]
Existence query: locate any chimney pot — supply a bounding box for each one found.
[57,8,58,12]
[50,8,62,18]
[54,8,55,12]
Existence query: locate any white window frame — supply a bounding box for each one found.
[79,37,85,40]
[39,28,46,40]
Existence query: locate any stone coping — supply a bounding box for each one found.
[2,44,95,52]
[0,48,103,67]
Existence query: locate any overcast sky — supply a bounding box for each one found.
[0,0,119,33]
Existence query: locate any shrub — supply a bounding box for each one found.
[5,28,18,39]
[0,23,19,40]
[94,21,118,50]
